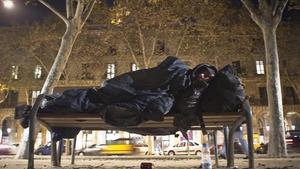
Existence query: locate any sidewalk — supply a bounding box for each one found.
[0,155,299,169]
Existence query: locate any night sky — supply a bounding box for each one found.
[0,0,65,26]
[0,0,298,26]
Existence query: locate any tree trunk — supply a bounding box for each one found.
[262,28,287,157]
[15,24,79,159]
[41,24,78,94]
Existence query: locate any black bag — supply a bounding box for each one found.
[199,65,245,113]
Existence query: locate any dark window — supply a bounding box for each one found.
[232,60,242,74]
[107,46,117,55]
[0,90,18,108]
[81,63,94,80]
[282,60,288,68]
[259,87,268,105]
[155,40,165,54]
[283,86,299,105]
[59,73,65,80]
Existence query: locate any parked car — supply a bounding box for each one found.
[255,130,300,154]
[0,144,19,155]
[164,141,202,156]
[133,143,149,155]
[34,142,51,155]
[101,138,134,155]
[76,144,105,156]
[34,142,64,155]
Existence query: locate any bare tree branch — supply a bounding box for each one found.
[74,0,85,20]
[81,0,96,29]
[38,0,69,25]
[275,0,288,17]
[123,34,140,68]
[258,0,270,11]
[175,25,188,56]
[147,22,161,66]
[136,21,147,68]
[283,68,300,102]
[241,0,260,16]
[241,0,264,26]
[0,90,8,104]
[272,0,279,16]
[66,0,74,19]
[25,90,30,105]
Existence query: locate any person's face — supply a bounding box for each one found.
[196,69,214,81]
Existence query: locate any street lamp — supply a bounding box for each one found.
[2,0,14,9]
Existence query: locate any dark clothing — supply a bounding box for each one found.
[15,56,246,141]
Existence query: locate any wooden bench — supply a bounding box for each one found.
[27,94,254,169]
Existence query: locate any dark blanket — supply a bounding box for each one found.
[15,56,245,141]
[40,56,190,126]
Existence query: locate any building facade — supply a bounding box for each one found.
[0,2,299,154]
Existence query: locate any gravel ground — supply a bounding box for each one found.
[0,156,299,169]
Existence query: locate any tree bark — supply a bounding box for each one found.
[241,0,288,158]
[262,28,287,157]
[41,24,79,94]
[15,0,96,159]
[15,25,79,159]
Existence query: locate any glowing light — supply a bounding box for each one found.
[287,112,297,115]
[3,0,14,9]
[291,125,296,130]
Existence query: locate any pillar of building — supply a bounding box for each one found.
[41,127,47,145]
[15,125,20,143]
[9,119,17,143]
[65,139,72,155]
[98,131,106,144]
[17,88,29,104]
[146,136,154,155]
[93,131,98,144]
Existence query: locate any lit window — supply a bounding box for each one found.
[34,65,42,79]
[31,90,41,105]
[131,63,139,71]
[107,63,115,79]
[11,65,19,80]
[256,61,265,75]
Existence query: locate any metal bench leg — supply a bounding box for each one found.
[228,117,245,168]
[213,130,219,167]
[28,116,36,169]
[51,133,58,167]
[227,127,234,167]
[58,139,64,166]
[71,136,77,165]
[223,127,229,166]
[244,101,254,169]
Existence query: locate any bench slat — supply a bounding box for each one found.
[37,112,243,130]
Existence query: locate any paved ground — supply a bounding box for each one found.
[0,155,299,169]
